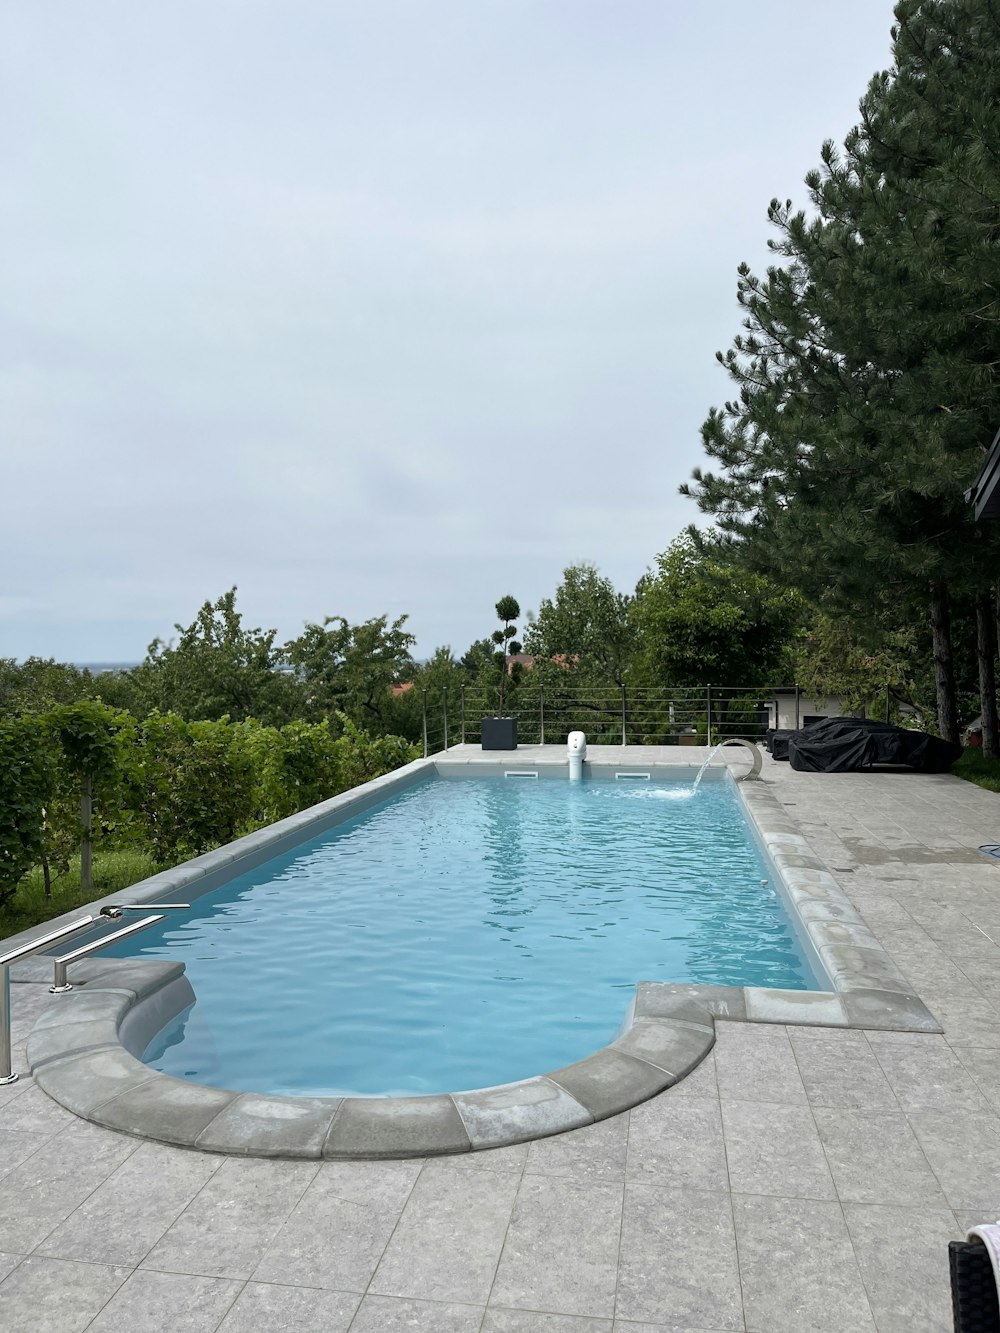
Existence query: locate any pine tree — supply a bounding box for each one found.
[683,0,1000,744]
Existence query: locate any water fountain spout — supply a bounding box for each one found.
[692,737,762,791]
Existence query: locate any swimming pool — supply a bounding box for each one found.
[100,771,823,1097]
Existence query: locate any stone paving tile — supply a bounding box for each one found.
[217,1281,359,1331]
[920,993,1000,1046]
[787,1031,899,1110]
[351,1295,486,1331]
[86,1268,243,1332]
[714,1023,806,1105]
[0,1255,130,1333]
[664,1049,718,1098]
[0,1129,55,1182]
[432,1142,528,1174]
[37,1141,223,1267]
[485,1311,611,1331]
[0,1120,138,1253]
[252,1159,420,1292]
[907,1109,1000,1212]
[616,1183,741,1330]
[370,1163,519,1305]
[954,1045,1000,1110]
[626,1096,728,1193]
[490,1175,622,1320]
[0,1252,20,1284]
[0,1082,78,1137]
[721,1100,835,1201]
[525,1114,628,1185]
[142,1156,319,1280]
[812,1108,946,1207]
[732,1194,875,1333]
[842,1202,960,1333]
[867,1036,992,1111]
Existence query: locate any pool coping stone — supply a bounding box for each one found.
[10,744,943,1158]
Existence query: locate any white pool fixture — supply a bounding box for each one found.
[567,730,587,781]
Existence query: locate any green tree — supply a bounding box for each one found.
[634,537,803,688]
[128,589,306,725]
[524,563,637,685]
[48,700,124,894]
[682,0,1000,744]
[490,597,522,719]
[284,614,415,733]
[0,658,98,715]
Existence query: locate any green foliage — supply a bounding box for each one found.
[953,747,1000,795]
[0,658,98,715]
[489,596,522,718]
[284,613,415,731]
[129,712,258,861]
[0,848,158,937]
[250,719,341,822]
[633,536,804,689]
[682,0,1000,735]
[524,563,637,687]
[127,588,306,726]
[48,699,122,782]
[0,716,56,908]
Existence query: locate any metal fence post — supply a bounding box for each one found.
[621,685,627,746]
[706,683,712,744]
[885,683,891,723]
[794,684,801,730]
[422,689,428,758]
[540,686,545,746]
[442,687,449,751]
[460,685,466,745]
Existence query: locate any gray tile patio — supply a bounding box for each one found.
[2,750,999,1329]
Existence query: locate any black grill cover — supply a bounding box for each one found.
[787,717,962,774]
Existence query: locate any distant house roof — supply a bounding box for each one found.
[966,422,1000,521]
[391,681,415,696]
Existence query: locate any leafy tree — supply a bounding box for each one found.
[0,716,56,908]
[523,563,637,686]
[284,614,415,732]
[682,0,1000,743]
[128,589,306,726]
[634,537,803,688]
[48,700,125,894]
[0,658,98,715]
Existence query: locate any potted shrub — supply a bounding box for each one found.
[481,596,522,750]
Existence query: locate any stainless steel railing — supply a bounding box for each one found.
[0,903,189,1084]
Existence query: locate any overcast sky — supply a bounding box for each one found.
[2,1,897,663]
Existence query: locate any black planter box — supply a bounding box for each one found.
[481,716,518,750]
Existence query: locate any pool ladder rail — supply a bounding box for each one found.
[0,903,189,1085]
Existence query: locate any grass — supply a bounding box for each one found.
[0,848,159,938]
[952,746,1000,794]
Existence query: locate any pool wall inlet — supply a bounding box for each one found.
[8,744,941,1158]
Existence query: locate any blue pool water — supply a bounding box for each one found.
[103,775,821,1096]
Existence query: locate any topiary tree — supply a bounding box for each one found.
[49,700,123,894]
[491,596,522,718]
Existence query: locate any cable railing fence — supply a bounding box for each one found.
[418,684,809,757]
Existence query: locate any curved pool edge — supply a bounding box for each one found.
[24,960,941,1160]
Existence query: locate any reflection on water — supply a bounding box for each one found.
[108,776,818,1097]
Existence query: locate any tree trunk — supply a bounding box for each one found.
[80,772,93,894]
[930,582,959,743]
[977,589,999,759]
[41,853,51,899]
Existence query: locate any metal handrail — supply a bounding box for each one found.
[50,914,166,993]
[0,915,99,1084]
[99,903,189,921]
[1,903,191,1084]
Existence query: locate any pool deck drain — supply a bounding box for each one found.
[1,747,998,1329]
